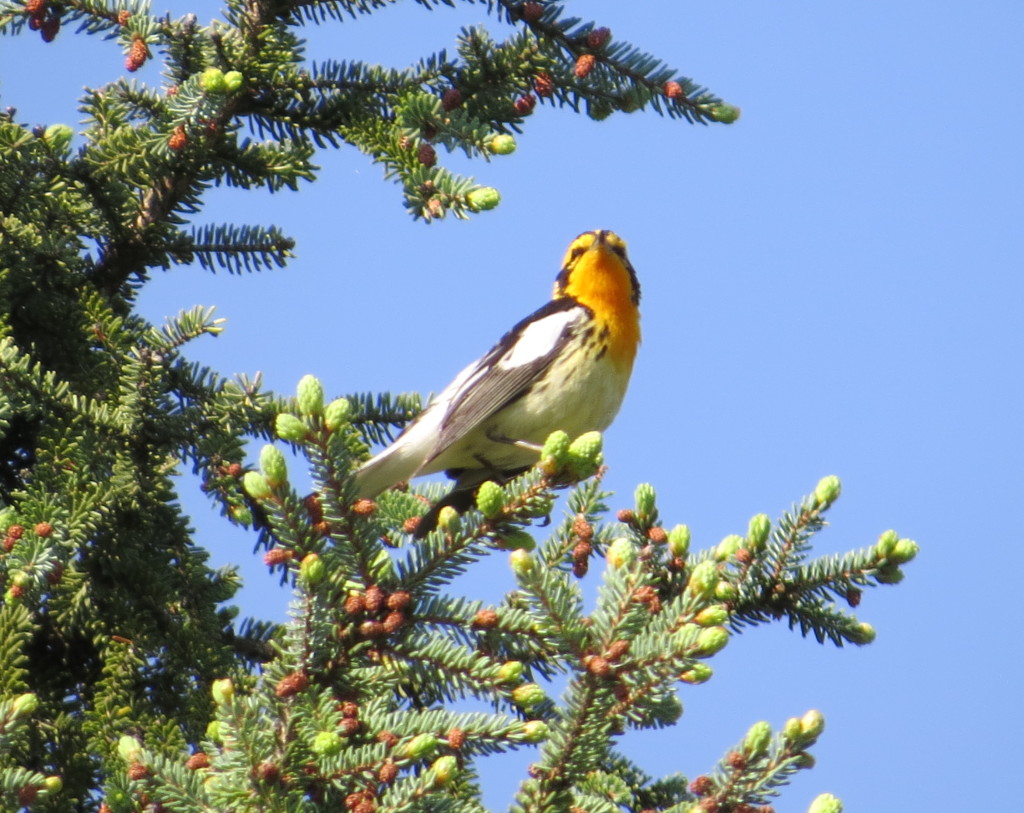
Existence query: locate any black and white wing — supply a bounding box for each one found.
[426,298,586,462]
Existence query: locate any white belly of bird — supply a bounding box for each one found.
[423,346,630,476]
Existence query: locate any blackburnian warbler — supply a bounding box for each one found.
[354,229,641,534]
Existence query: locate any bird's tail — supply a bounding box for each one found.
[353,441,427,499]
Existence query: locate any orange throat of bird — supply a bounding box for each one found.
[558,248,641,373]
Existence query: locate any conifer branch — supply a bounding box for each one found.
[0,3,913,809]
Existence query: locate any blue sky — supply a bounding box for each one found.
[3,1,1022,810]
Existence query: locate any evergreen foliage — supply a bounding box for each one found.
[0,1,911,812]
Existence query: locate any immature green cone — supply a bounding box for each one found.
[200,67,226,92]
[509,548,535,576]
[875,529,899,557]
[743,720,772,758]
[799,709,826,744]
[692,625,729,657]
[436,506,460,533]
[782,716,803,746]
[848,622,876,645]
[496,660,524,684]
[324,397,352,431]
[431,755,458,786]
[567,430,603,477]
[747,513,771,550]
[275,413,307,442]
[211,678,234,705]
[813,475,842,507]
[296,374,324,415]
[634,482,656,519]
[312,731,342,756]
[404,732,439,759]
[117,735,144,764]
[299,553,326,586]
[223,70,243,91]
[497,529,535,551]
[475,481,505,519]
[606,537,635,569]
[512,682,546,710]
[889,538,919,564]
[43,123,74,152]
[259,445,288,487]
[715,534,744,561]
[466,186,501,211]
[538,429,571,473]
[687,560,717,597]
[521,720,550,743]
[242,471,272,500]
[668,524,691,557]
[11,692,39,718]
[709,103,741,123]
[42,776,63,794]
[807,793,843,813]
[679,663,713,684]
[694,605,728,627]
[487,134,517,155]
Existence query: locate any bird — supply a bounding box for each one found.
[353,229,641,536]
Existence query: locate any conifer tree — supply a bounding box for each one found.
[0,2,914,812]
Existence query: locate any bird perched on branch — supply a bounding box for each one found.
[354,229,641,535]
